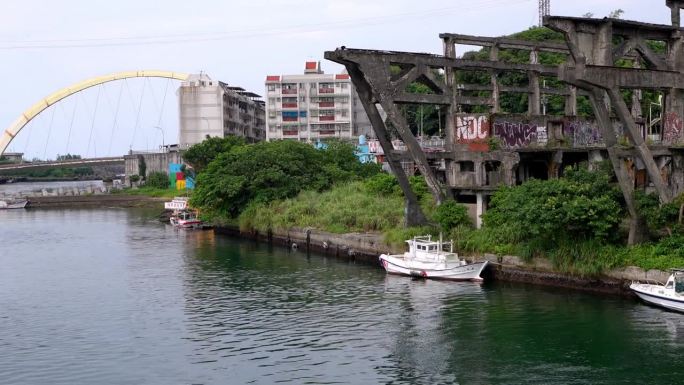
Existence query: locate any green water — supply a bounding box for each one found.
[1,208,683,384]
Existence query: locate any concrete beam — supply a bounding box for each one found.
[440,33,570,54]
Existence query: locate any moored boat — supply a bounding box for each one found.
[379,235,488,281]
[630,269,684,312]
[0,199,28,209]
[165,197,203,229]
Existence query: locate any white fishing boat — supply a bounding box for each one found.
[379,235,488,281]
[631,269,684,312]
[165,197,203,229]
[169,210,203,229]
[0,199,28,209]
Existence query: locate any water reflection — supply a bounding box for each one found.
[2,208,684,385]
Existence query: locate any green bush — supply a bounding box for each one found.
[193,140,381,218]
[364,173,400,196]
[146,171,170,189]
[434,201,472,232]
[129,174,140,183]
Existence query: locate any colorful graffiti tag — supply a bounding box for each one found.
[492,122,539,148]
[564,121,603,147]
[663,112,683,144]
[455,115,489,142]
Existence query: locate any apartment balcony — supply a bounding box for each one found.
[319,116,335,121]
[319,88,334,94]
[282,89,298,95]
[319,102,334,108]
[281,103,298,109]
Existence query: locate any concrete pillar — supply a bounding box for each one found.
[444,37,457,149]
[476,193,485,229]
[490,44,500,113]
[528,50,541,115]
[565,86,578,116]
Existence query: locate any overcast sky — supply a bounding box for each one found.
[0,0,668,159]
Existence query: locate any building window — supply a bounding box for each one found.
[340,83,348,89]
[341,110,348,117]
[300,96,306,102]
[268,84,276,91]
[459,161,475,172]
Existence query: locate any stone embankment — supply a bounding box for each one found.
[28,194,166,208]
[217,225,668,295]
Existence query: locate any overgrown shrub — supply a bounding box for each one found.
[434,201,471,232]
[146,171,170,189]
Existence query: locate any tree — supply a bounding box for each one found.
[191,140,379,217]
[183,136,245,172]
[608,9,624,19]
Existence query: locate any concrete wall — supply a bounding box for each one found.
[124,151,183,178]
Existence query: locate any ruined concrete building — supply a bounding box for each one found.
[325,1,684,243]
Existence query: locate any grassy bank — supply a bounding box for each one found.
[112,187,180,199]
[235,180,684,276]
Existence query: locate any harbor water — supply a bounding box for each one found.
[1,207,684,384]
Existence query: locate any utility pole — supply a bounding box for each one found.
[539,0,550,26]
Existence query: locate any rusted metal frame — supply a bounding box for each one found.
[328,54,429,226]
[607,88,672,203]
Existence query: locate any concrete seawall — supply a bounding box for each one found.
[27,195,167,208]
[217,225,668,295]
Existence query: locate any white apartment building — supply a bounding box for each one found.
[265,62,374,141]
[178,73,265,148]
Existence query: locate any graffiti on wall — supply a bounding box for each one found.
[492,122,538,148]
[536,126,548,145]
[455,115,489,142]
[564,121,603,147]
[663,112,684,144]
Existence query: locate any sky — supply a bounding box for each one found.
[0,0,669,159]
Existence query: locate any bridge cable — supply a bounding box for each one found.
[64,96,79,157]
[146,77,162,119]
[43,106,57,160]
[104,82,124,156]
[22,110,35,155]
[86,85,102,158]
[156,78,171,143]
[129,78,147,150]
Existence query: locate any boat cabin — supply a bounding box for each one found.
[406,235,458,262]
[665,269,684,295]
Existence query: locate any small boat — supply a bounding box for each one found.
[379,235,488,281]
[164,197,203,229]
[0,199,28,209]
[169,210,203,229]
[630,269,684,312]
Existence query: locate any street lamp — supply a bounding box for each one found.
[155,126,165,152]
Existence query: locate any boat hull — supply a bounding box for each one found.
[379,254,488,281]
[0,200,28,209]
[630,283,684,312]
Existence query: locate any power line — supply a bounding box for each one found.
[0,0,532,50]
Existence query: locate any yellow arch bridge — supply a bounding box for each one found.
[1,70,189,156]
